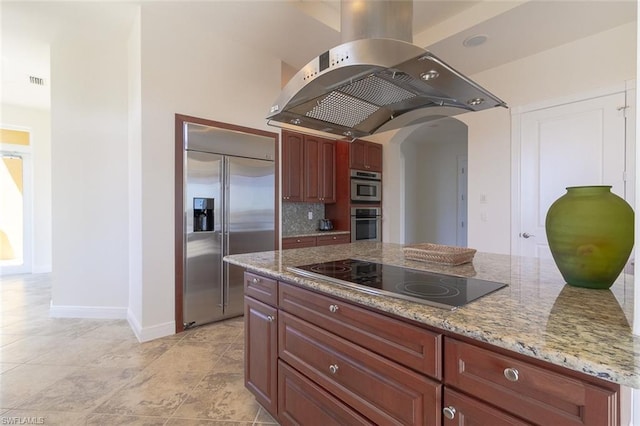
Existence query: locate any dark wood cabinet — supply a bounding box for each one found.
[324,141,352,231]
[442,388,531,425]
[282,131,304,202]
[244,272,278,306]
[278,281,440,376]
[282,131,336,203]
[244,274,278,418]
[282,234,350,249]
[315,233,350,246]
[350,139,382,172]
[281,236,317,249]
[444,338,618,425]
[279,311,441,426]
[278,360,373,426]
[242,271,621,426]
[303,136,336,203]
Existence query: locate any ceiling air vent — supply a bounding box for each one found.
[29,76,45,86]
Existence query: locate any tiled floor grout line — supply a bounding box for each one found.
[1,274,278,425]
[164,328,247,423]
[164,350,227,421]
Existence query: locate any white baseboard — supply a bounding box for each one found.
[32,264,52,273]
[49,303,127,319]
[127,309,175,343]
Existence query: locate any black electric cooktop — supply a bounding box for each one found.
[288,258,507,310]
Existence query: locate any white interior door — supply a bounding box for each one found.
[517,91,627,258]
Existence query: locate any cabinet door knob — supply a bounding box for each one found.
[504,367,519,382]
[442,406,456,420]
[251,277,260,284]
[266,315,275,322]
[329,364,339,374]
[329,304,339,313]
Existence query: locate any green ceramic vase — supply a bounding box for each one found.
[545,186,634,289]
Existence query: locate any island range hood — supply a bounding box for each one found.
[267,0,507,140]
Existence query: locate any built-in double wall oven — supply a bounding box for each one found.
[350,170,382,242]
[350,169,381,203]
[351,207,381,242]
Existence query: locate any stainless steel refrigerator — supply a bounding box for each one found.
[183,122,275,328]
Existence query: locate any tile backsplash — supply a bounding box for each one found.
[282,202,325,236]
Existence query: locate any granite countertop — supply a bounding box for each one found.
[224,241,639,389]
[282,230,351,238]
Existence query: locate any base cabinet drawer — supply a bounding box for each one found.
[316,234,350,246]
[280,311,441,426]
[244,272,278,306]
[279,282,441,377]
[444,338,618,425]
[282,236,317,249]
[278,360,373,426]
[443,388,531,425]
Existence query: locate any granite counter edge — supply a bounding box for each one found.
[226,257,640,389]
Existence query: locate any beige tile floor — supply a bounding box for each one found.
[0,273,279,425]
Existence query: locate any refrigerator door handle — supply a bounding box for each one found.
[218,158,226,309]
[222,157,231,308]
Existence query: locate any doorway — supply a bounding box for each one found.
[402,118,469,246]
[1,128,33,275]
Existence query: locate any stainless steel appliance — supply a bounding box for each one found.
[288,258,507,310]
[266,1,506,140]
[351,207,381,242]
[351,169,381,203]
[183,122,275,328]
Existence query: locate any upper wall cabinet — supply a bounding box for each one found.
[304,136,336,203]
[350,140,382,172]
[282,131,304,202]
[282,131,336,204]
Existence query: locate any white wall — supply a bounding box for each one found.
[132,3,282,339]
[459,21,636,254]
[0,104,52,273]
[127,8,144,335]
[381,21,636,254]
[49,23,130,316]
[401,138,418,241]
[30,2,282,339]
[409,124,467,245]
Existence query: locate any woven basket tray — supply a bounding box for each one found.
[403,243,477,265]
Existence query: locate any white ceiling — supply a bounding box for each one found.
[1,0,636,111]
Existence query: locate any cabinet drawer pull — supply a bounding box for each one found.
[296,239,301,243]
[266,315,275,322]
[442,406,456,420]
[329,364,339,374]
[251,277,260,284]
[504,367,519,382]
[329,304,339,313]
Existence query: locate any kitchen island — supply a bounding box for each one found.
[225,241,637,425]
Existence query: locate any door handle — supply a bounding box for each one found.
[521,232,535,239]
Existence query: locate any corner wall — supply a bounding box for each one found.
[49,24,130,318]
[457,21,636,254]
[135,4,282,338]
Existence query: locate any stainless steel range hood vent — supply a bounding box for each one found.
[267,1,507,140]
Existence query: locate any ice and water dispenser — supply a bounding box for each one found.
[193,197,214,232]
